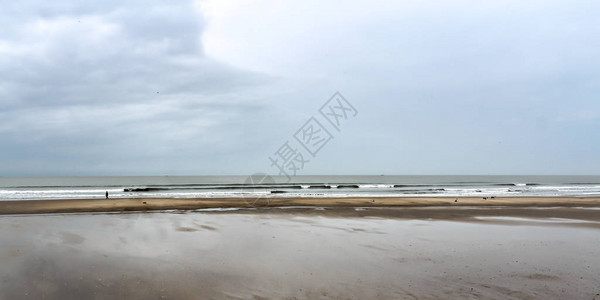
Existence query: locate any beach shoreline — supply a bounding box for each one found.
[1,196,600,215]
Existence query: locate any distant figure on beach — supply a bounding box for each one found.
[105,191,109,199]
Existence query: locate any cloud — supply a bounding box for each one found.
[0,0,282,175]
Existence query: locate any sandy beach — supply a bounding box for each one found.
[0,206,599,299]
[1,196,600,215]
[1,197,600,299]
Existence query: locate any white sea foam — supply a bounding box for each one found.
[359,184,395,188]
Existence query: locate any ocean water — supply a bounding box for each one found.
[0,175,599,200]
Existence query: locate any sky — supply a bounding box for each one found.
[0,0,599,176]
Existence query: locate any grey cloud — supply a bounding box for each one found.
[0,1,282,175]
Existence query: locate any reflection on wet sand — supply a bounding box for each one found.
[0,208,599,299]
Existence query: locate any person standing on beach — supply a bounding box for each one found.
[105,191,109,199]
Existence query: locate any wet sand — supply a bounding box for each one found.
[0,207,599,299]
[1,196,600,215]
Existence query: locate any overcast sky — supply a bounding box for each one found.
[1,0,599,176]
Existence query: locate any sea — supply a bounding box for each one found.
[0,175,599,201]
